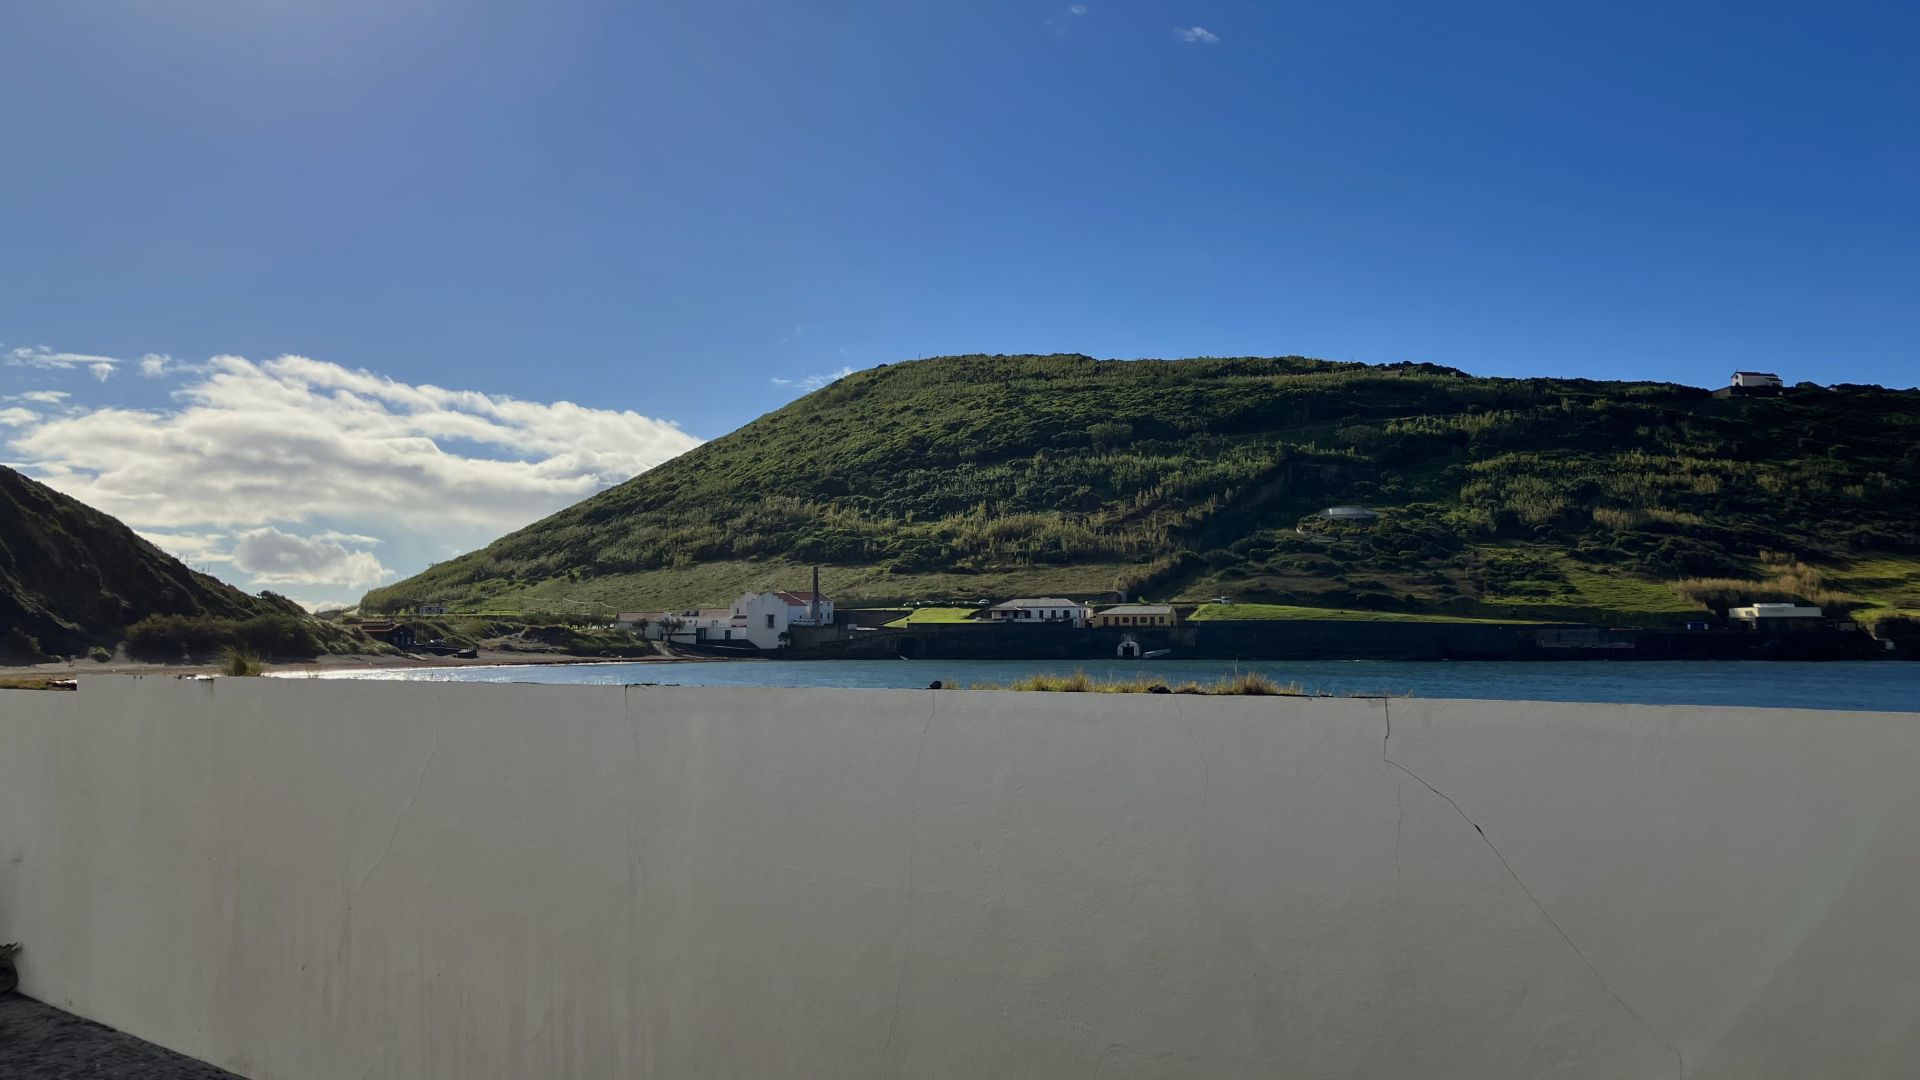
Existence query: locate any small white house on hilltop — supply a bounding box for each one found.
[1731,371,1783,389]
[986,598,1090,628]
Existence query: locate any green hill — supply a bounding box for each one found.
[365,354,1920,628]
[0,466,299,656]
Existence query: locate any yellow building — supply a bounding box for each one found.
[1091,604,1181,628]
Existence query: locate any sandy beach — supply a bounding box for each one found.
[0,647,721,682]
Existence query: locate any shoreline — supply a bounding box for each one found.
[0,647,731,681]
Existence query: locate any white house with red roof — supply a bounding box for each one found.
[730,589,834,650]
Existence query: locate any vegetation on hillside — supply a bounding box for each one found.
[0,466,308,655]
[122,612,360,661]
[366,355,1920,626]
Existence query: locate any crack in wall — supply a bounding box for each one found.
[1379,699,1685,1079]
[348,718,440,912]
[880,690,938,1063]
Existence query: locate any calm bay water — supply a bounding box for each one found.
[288,659,1920,712]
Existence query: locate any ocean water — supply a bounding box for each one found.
[285,658,1920,712]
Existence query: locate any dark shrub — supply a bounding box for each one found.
[3,628,48,662]
[126,613,322,660]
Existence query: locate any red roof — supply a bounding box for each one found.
[775,591,829,605]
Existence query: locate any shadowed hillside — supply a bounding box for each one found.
[364,354,1920,627]
[0,466,296,656]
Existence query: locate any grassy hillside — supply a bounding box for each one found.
[0,466,299,656]
[365,354,1920,627]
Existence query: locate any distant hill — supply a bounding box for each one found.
[0,466,294,655]
[365,355,1920,628]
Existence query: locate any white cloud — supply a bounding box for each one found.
[136,530,237,565]
[8,353,702,534]
[289,596,358,614]
[138,353,173,377]
[5,345,119,379]
[231,526,395,590]
[770,366,856,392]
[1177,26,1220,44]
[17,390,70,405]
[5,351,706,599]
[1045,3,1089,36]
[140,525,393,592]
[313,529,384,546]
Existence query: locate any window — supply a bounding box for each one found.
[766,614,776,628]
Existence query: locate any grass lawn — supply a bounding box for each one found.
[1826,553,1920,627]
[884,607,983,627]
[1189,603,1548,625]
[1468,546,1706,627]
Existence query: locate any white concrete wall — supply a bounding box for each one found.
[2,677,1917,1079]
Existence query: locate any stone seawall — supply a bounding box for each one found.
[3,678,1917,1078]
[791,619,1890,661]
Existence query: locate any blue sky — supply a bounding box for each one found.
[3,0,1917,604]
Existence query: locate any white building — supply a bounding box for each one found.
[1728,602,1826,627]
[1091,604,1180,628]
[624,609,741,645]
[985,598,1090,628]
[1731,371,1783,389]
[621,590,834,650]
[1320,506,1379,522]
[729,590,835,650]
